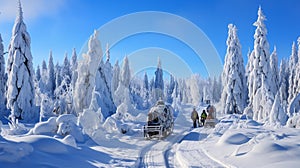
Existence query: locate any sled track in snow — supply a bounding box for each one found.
[137,129,190,168]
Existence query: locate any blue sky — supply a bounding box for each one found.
[0,0,299,78]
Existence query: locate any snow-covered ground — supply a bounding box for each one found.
[1,104,300,167]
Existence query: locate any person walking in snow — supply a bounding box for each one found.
[200,110,207,126]
[191,107,199,128]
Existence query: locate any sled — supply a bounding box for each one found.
[143,100,174,139]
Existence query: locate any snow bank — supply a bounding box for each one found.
[31,117,57,135]
[218,132,250,145]
[30,114,85,143]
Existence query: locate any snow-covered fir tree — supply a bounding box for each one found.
[114,56,131,107]
[153,57,164,102]
[221,24,247,114]
[270,92,288,125]
[74,30,102,114]
[279,58,289,109]
[289,37,300,115]
[270,46,279,94]
[54,62,62,96]
[166,75,175,104]
[247,7,274,121]
[287,41,298,104]
[47,51,55,97]
[0,34,7,116]
[91,44,116,118]
[71,48,78,91]
[186,74,201,106]
[141,72,150,109]
[112,60,120,93]
[36,65,41,82]
[6,1,37,122]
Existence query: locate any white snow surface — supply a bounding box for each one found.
[0,104,300,167]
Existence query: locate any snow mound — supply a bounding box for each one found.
[218,132,250,145]
[252,141,288,154]
[30,114,85,143]
[61,135,77,148]
[245,119,261,126]
[31,117,57,135]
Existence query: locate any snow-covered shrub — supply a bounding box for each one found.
[286,113,300,128]
[103,117,119,133]
[5,118,28,135]
[243,106,253,120]
[78,108,103,135]
[39,95,55,121]
[56,114,85,142]
[31,117,57,135]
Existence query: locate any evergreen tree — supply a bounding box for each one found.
[279,59,289,108]
[270,46,279,95]
[112,60,120,93]
[288,42,298,104]
[47,51,55,97]
[153,57,164,101]
[71,48,78,90]
[74,30,102,114]
[6,1,37,122]
[0,34,7,114]
[36,65,41,82]
[221,24,247,114]
[247,7,274,120]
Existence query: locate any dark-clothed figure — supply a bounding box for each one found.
[191,108,199,128]
[200,110,207,126]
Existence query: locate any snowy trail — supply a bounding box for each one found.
[173,128,226,168]
[137,104,230,168]
[138,106,192,167]
[140,128,190,167]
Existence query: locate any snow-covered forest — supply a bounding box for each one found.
[1,2,300,167]
[0,4,298,129]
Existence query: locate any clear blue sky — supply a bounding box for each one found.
[0,0,299,78]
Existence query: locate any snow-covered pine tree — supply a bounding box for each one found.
[55,62,62,95]
[289,38,300,114]
[71,48,78,91]
[187,74,201,106]
[153,57,164,102]
[0,34,7,115]
[166,74,175,104]
[247,7,274,120]
[142,72,150,108]
[270,92,287,125]
[36,65,41,82]
[61,53,71,86]
[92,44,116,118]
[47,51,55,97]
[221,24,247,114]
[270,46,279,95]
[287,42,298,104]
[74,30,102,114]
[6,0,37,122]
[114,56,131,107]
[112,60,120,93]
[279,58,289,109]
